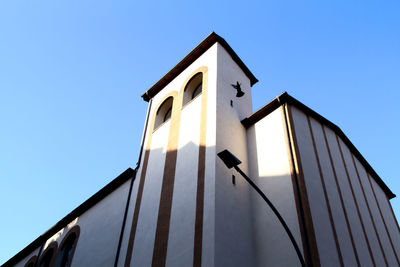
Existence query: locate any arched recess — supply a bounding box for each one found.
[24,255,37,267]
[154,96,174,130]
[38,241,58,267]
[182,72,203,106]
[123,90,178,267]
[177,66,208,267]
[178,66,208,107]
[124,66,208,265]
[55,225,80,267]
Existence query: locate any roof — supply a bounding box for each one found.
[242,92,396,199]
[141,32,258,102]
[3,168,136,267]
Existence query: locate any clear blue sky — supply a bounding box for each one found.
[1,0,399,264]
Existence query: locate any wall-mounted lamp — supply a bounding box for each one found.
[217,149,307,267]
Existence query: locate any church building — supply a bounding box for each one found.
[4,32,400,267]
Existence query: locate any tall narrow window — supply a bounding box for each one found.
[55,226,80,267]
[164,106,172,122]
[39,251,54,267]
[183,73,203,106]
[191,82,202,99]
[154,97,174,130]
[38,242,57,267]
[55,234,76,267]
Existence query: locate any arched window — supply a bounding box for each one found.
[164,106,172,122]
[38,242,57,267]
[154,97,174,130]
[56,235,74,266]
[183,73,203,106]
[39,251,53,267]
[55,226,80,267]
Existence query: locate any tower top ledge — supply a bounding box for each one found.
[141,32,258,102]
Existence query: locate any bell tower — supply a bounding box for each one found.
[118,32,258,267]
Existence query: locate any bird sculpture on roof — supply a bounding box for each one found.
[231,81,245,97]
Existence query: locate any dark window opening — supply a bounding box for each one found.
[56,233,77,267]
[154,97,174,130]
[164,107,172,122]
[183,73,203,106]
[191,83,202,99]
[39,249,54,267]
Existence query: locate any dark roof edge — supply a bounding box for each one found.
[141,32,258,102]
[242,92,396,199]
[3,168,136,267]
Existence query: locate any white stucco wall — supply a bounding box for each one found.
[215,43,256,267]
[70,179,130,267]
[130,121,169,267]
[122,41,260,267]
[247,107,303,267]
[166,96,201,267]
[120,44,219,267]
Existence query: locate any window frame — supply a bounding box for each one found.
[38,241,58,267]
[154,96,174,131]
[182,72,203,107]
[55,225,80,267]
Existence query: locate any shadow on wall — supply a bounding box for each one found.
[245,123,304,267]
[129,135,303,267]
[127,142,209,267]
[248,173,304,267]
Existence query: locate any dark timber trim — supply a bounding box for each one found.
[307,116,344,267]
[351,154,389,266]
[193,68,209,267]
[114,172,136,267]
[281,105,311,266]
[336,136,376,266]
[124,92,178,267]
[241,92,395,199]
[285,105,321,267]
[124,149,150,267]
[151,92,181,266]
[322,126,361,267]
[115,99,152,266]
[136,99,153,168]
[368,174,400,265]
